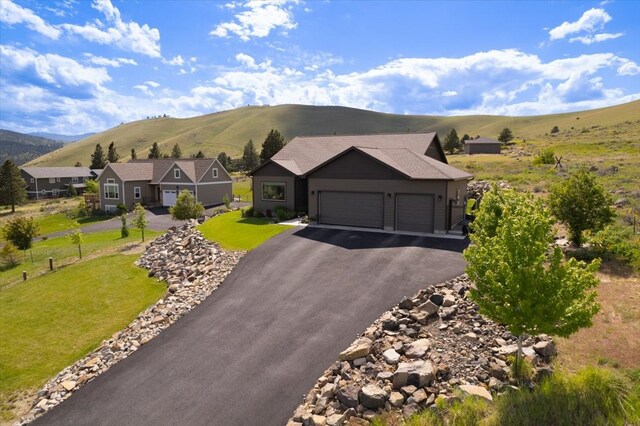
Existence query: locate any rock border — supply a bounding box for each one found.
[288,275,555,426]
[16,221,244,425]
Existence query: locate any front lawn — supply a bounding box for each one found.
[35,213,111,235]
[197,209,288,251]
[0,254,165,420]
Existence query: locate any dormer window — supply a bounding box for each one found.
[212,168,218,178]
[174,168,180,179]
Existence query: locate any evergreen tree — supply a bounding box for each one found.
[242,139,259,171]
[443,129,460,154]
[74,161,83,167]
[107,141,119,163]
[171,143,182,159]
[259,129,285,163]
[0,160,27,213]
[498,128,514,144]
[67,183,77,197]
[461,134,471,145]
[148,142,161,159]
[194,150,205,159]
[90,144,107,169]
[131,148,137,160]
[217,152,229,168]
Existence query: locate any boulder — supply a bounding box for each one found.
[417,300,439,317]
[404,339,430,358]
[359,384,387,409]
[389,391,404,407]
[459,385,493,401]
[392,360,435,388]
[533,341,556,358]
[383,348,401,365]
[339,338,373,362]
[336,385,359,409]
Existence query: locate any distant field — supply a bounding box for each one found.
[28,101,640,167]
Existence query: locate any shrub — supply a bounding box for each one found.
[274,206,296,222]
[507,354,534,381]
[264,208,272,218]
[120,213,129,238]
[170,190,204,220]
[550,125,560,134]
[253,209,265,218]
[222,194,231,209]
[533,148,555,165]
[3,216,39,251]
[241,206,254,218]
[116,203,127,215]
[0,242,20,267]
[585,225,640,271]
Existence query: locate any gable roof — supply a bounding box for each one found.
[253,132,445,177]
[465,137,501,145]
[21,167,93,179]
[307,146,472,181]
[106,159,219,183]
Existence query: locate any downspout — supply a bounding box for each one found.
[35,178,39,200]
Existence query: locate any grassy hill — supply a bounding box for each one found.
[0,130,64,165]
[27,100,640,167]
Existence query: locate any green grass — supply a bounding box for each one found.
[34,212,111,235]
[0,254,165,419]
[197,209,288,251]
[0,228,161,289]
[232,175,252,203]
[373,367,639,426]
[28,101,640,167]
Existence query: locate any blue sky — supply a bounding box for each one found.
[1,0,638,135]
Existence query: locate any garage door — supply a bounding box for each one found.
[319,191,384,228]
[396,194,434,233]
[162,190,177,207]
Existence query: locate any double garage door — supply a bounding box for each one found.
[318,191,434,233]
[162,189,194,207]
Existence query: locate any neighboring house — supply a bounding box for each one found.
[250,133,473,234]
[464,137,501,154]
[97,158,232,213]
[20,167,94,199]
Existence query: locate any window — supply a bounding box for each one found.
[72,177,79,183]
[107,178,115,183]
[104,183,119,199]
[212,168,218,178]
[56,177,61,182]
[174,168,180,179]
[105,205,117,213]
[134,187,141,199]
[49,178,55,183]
[52,189,59,196]
[262,182,286,201]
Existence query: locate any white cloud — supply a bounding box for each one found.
[0,0,62,39]
[569,32,624,44]
[549,8,612,40]
[133,84,151,96]
[617,60,640,76]
[84,53,137,67]
[210,0,298,41]
[163,55,184,66]
[62,0,161,57]
[145,80,161,88]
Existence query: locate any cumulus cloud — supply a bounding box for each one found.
[548,8,622,44]
[569,32,624,44]
[84,53,137,67]
[0,0,62,39]
[210,0,298,41]
[62,0,161,57]
[163,55,184,66]
[617,60,640,76]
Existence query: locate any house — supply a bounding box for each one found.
[20,167,94,199]
[250,133,473,234]
[464,137,501,154]
[97,158,232,213]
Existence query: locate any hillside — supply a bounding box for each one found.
[0,130,64,165]
[27,100,640,167]
[28,132,95,143]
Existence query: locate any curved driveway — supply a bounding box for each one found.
[35,228,467,426]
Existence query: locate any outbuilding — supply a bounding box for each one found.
[463,137,502,154]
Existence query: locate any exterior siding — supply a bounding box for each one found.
[309,150,404,180]
[196,182,232,206]
[161,165,195,184]
[21,172,84,199]
[426,141,446,162]
[98,167,124,211]
[123,180,152,209]
[198,160,233,183]
[308,178,449,233]
[252,162,296,212]
[446,179,468,228]
[464,143,501,154]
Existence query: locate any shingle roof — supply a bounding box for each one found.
[465,137,501,145]
[117,159,217,183]
[106,163,154,181]
[267,133,441,176]
[21,167,93,179]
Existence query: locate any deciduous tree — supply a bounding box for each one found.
[3,216,39,253]
[464,186,600,374]
[69,229,84,259]
[85,179,98,194]
[133,203,148,242]
[0,159,27,212]
[169,190,204,220]
[548,168,615,246]
[259,129,285,163]
[90,144,107,169]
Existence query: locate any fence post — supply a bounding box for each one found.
[23,271,27,281]
[49,257,53,271]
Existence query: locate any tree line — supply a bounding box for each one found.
[87,128,286,173]
[442,127,515,154]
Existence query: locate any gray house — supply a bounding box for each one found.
[464,137,502,154]
[97,158,232,213]
[251,133,473,234]
[20,167,94,199]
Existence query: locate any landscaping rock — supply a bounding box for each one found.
[383,348,401,365]
[359,384,386,409]
[339,338,373,362]
[459,385,493,401]
[393,361,434,388]
[533,340,557,358]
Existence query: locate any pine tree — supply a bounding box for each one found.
[0,160,27,212]
[498,128,514,144]
[242,139,259,171]
[107,141,119,163]
[74,161,82,167]
[90,144,107,169]
[217,152,229,168]
[131,148,137,160]
[443,129,460,154]
[194,150,205,159]
[148,142,161,159]
[171,143,182,159]
[259,129,285,163]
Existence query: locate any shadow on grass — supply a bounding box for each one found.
[236,217,277,226]
[77,215,112,225]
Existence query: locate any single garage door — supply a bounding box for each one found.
[162,190,177,207]
[319,191,384,228]
[396,194,434,233]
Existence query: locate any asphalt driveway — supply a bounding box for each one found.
[35,228,468,426]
